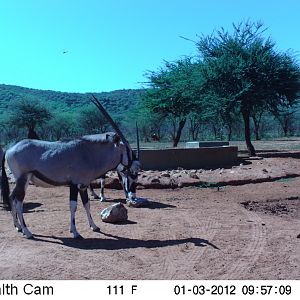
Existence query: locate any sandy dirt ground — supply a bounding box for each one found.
[0,156,299,280]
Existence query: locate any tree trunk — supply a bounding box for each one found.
[227,124,232,141]
[252,115,261,140]
[28,126,40,140]
[242,111,256,156]
[283,118,289,137]
[188,117,200,141]
[212,124,218,139]
[173,118,186,147]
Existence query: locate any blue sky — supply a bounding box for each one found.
[0,0,300,93]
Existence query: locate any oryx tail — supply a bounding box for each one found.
[1,152,11,211]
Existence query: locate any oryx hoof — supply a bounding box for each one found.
[70,230,83,239]
[99,197,107,202]
[15,226,22,232]
[75,234,84,240]
[23,232,34,239]
[92,226,100,233]
[22,228,33,239]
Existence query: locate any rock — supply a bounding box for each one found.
[105,177,123,189]
[189,171,199,179]
[172,173,182,178]
[151,177,160,183]
[100,202,128,223]
[160,172,171,178]
[127,197,150,208]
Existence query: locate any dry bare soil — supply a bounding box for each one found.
[0,156,299,280]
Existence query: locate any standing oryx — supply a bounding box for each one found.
[1,96,141,239]
[88,113,141,202]
[88,163,139,202]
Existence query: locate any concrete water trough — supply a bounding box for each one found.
[139,146,238,170]
[185,141,229,148]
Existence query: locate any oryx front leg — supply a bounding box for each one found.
[10,198,22,232]
[11,175,33,239]
[69,184,82,239]
[79,187,100,232]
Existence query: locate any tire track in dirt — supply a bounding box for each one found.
[158,212,186,279]
[155,207,221,279]
[99,204,160,280]
[178,215,220,279]
[106,198,187,280]
[142,208,178,279]
[220,205,267,280]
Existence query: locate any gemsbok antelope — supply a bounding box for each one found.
[1,96,141,239]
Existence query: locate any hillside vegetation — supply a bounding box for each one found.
[1,81,300,148]
[0,83,144,115]
[0,84,146,145]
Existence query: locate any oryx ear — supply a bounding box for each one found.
[112,133,121,146]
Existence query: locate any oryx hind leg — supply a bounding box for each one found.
[88,176,106,202]
[79,187,100,232]
[11,174,33,239]
[99,177,106,202]
[88,185,100,200]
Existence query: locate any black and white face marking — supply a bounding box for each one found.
[118,160,140,200]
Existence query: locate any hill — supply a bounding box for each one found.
[0,84,145,116]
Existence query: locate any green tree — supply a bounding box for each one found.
[9,98,52,139]
[43,112,76,140]
[197,21,300,155]
[272,105,297,137]
[77,105,110,134]
[132,106,166,142]
[143,58,199,147]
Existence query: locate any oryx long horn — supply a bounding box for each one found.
[91,95,128,144]
[136,121,140,160]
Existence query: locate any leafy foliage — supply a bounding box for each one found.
[0,84,145,144]
[143,58,201,146]
[77,105,110,134]
[196,20,300,155]
[9,98,52,139]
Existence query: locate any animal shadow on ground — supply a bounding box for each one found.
[111,220,137,225]
[91,197,127,204]
[144,201,176,209]
[33,231,219,251]
[0,201,43,212]
[95,198,176,210]
[23,202,43,213]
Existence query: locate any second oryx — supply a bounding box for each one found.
[1,96,141,239]
[88,163,139,202]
